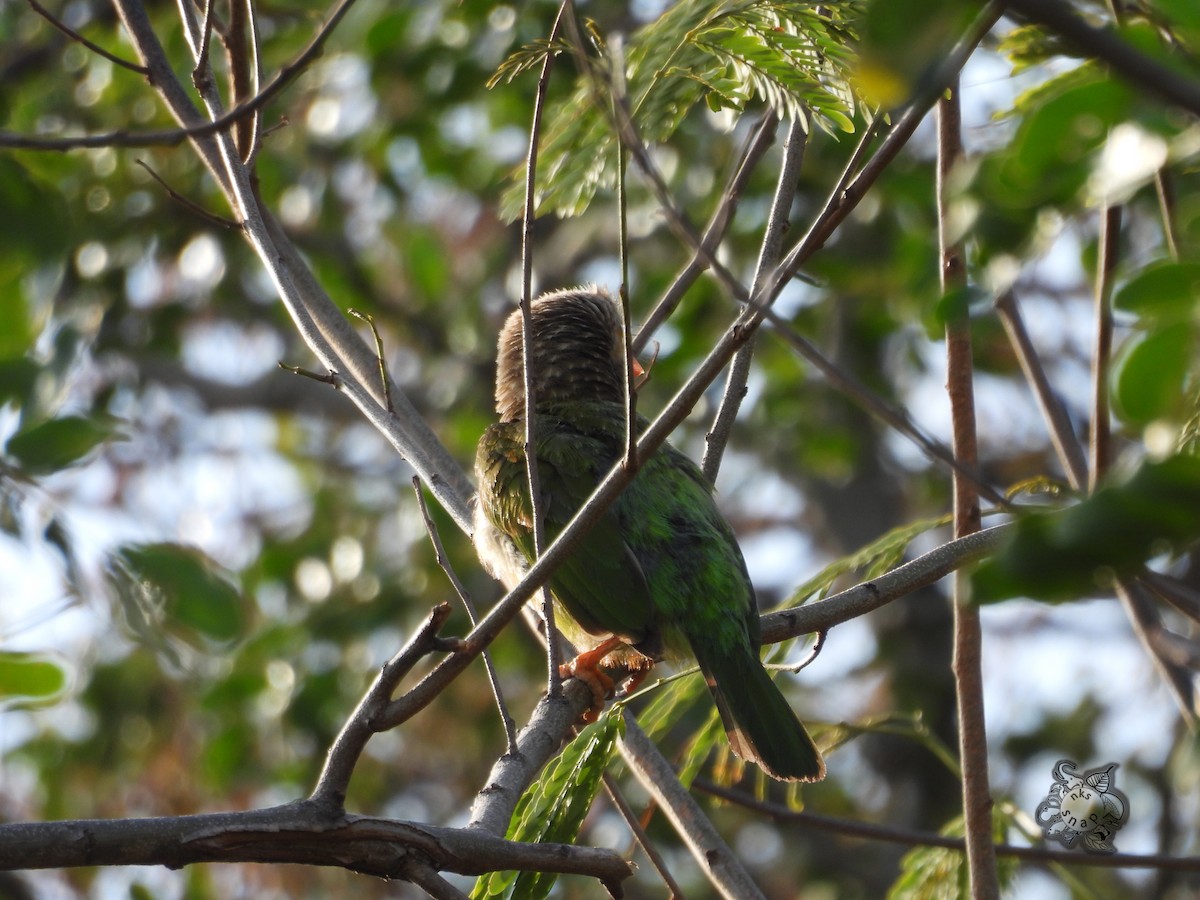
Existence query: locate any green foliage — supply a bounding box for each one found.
[0,651,67,707]
[497,1,862,219]
[888,809,1015,899]
[109,543,247,648]
[973,455,1200,603]
[471,711,624,900]
[5,414,120,474]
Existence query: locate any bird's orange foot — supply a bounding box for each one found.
[559,636,623,723]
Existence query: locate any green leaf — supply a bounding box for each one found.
[0,356,40,408]
[471,711,623,900]
[784,513,954,608]
[5,415,118,475]
[973,455,1200,603]
[496,1,862,219]
[116,543,246,643]
[0,652,67,706]
[888,810,1015,899]
[1114,323,1196,425]
[1113,261,1200,321]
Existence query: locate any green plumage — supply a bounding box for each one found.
[474,288,824,782]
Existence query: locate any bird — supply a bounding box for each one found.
[473,286,825,782]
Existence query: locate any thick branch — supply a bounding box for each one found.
[0,803,632,889]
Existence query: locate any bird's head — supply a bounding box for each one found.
[494,287,636,421]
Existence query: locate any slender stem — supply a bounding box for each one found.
[519,3,569,697]
[938,78,998,900]
[702,117,807,483]
[619,715,766,900]
[26,0,148,73]
[696,779,1200,872]
[600,772,687,898]
[994,291,1088,491]
[634,111,778,355]
[412,479,518,753]
[1090,205,1121,493]
[615,93,637,470]
[1155,169,1180,259]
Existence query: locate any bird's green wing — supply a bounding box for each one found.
[476,419,655,643]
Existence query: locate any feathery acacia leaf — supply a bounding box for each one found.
[496,1,863,219]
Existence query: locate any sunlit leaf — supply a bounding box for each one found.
[1114,323,1196,425]
[0,652,67,706]
[1113,261,1200,321]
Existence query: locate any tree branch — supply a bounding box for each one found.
[0,803,632,889]
[1002,0,1200,116]
[938,75,999,899]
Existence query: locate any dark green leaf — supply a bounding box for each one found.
[973,456,1200,603]
[117,543,246,643]
[5,416,118,475]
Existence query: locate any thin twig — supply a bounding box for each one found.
[601,771,688,899]
[696,779,1200,872]
[619,715,766,900]
[193,0,216,87]
[702,116,807,482]
[4,0,365,151]
[412,478,518,754]
[519,2,570,698]
[633,110,779,355]
[994,290,1088,491]
[1155,169,1180,259]
[25,0,149,74]
[761,308,1008,507]
[615,94,638,470]
[1090,204,1121,492]
[134,159,242,230]
[347,308,394,413]
[938,76,999,899]
[404,859,471,900]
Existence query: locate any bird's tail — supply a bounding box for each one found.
[694,640,825,783]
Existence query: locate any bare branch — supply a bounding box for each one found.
[25,0,148,74]
[134,158,242,230]
[938,76,998,899]
[702,116,808,483]
[0,803,633,889]
[467,678,596,835]
[1090,205,1121,491]
[2,0,365,152]
[634,111,779,354]
[697,779,1200,872]
[311,604,454,808]
[412,478,518,753]
[619,716,766,900]
[518,3,571,696]
[994,290,1088,490]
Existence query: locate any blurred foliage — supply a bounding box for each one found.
[1,0,1200,897]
